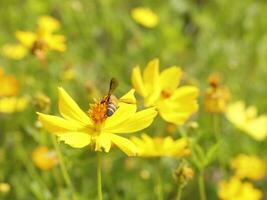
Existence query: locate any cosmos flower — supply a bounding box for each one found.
[218,177,262,200]
[0,67,19,97]
[131,7,159,28]
[131,58,199,125]
[231,154,267,180]
[131,134,190,158]
[0,67,28,113]
[226,101,267,141]
[2,15,66,61]
[32,146,58,170]
[204,74,230,113]
[37,88,157,156]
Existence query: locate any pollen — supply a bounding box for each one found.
[88,99,107,124]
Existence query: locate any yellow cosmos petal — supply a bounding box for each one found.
[170,86,199,102]
[131,7,159,28]
[15,31,37,48]
[157,100,197,125]
[143,59,161,106]
[2,43,28,60]
[37,112,83,133]
[105,89,137,129]
[110,134,138,156]
[246,115,267,141]
[46,35,66,52]
[58,132,91,148]
[105,107,157,133]
[131,66,146,97]
[58,87,92,126]
[37,15,60,34]
[0,97,28,113]
[95,133,112,153]
[160,66,182,93]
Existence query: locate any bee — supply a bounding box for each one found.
[102,78,135,117]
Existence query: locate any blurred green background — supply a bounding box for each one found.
[0,0,267,199]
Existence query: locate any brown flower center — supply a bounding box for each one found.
[88,99,107,125]
[160,90,171,99]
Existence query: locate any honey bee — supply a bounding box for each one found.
[102,78,135,117]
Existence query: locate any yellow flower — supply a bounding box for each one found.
[37,88,157,156]
[131,58,199,125]
[226,101,267,141]
[204,74,230,113]
[218,177,263,200]
[0,182,10,194]
[131,7,159,28]
[0,67,19,97]
[2,15,66,61]
[0,96,28,113]
[32,146,58,170]
[131,134,190,158]
[231,154,267,180]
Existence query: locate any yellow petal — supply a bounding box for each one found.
[246,115,267,141]
[170,86,199,102]
[131,66,146,97]
[15,31,36,48]
[58,132,91,148]
[105,107,157,133]
[47,35,66,52]
[37,112,83,133]
[160,66,182,93]
[37,15,60,33]
[58,87,92,126]
[157,100,198,124]
[2,43,28,60]
[143,59,161,106]
[95,133,112,152]
[105,89,136,129]
[110,134,139,156]
[131,7,159,28]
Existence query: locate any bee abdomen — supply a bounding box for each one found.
[107,103,117,116]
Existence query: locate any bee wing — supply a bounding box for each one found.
[119,98,136,104]
[108,78,119,96]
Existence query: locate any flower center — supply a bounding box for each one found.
[160,90,171,99]
[88,99,107,125]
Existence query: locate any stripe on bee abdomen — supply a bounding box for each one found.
[107,103,117,116]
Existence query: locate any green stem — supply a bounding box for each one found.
[155,159,163,200]
[176,184,184,200]
[97,152,103,200]
[52,136,77,200]
[212,114,220,142]
[198,170,206,200]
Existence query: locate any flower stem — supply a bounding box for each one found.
[97,152,103,200]
[176,184,184,200]
[52,136,77,200]
[198,170,206,200]
[212,114,220,142]
[155,159,164,200]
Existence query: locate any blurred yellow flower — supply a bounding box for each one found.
[2,15,66,61]
[231,154,267,180]
[32,146,58,170]
[131,58,199,125]
[37,88,157,156]
[0,96,28,113]
[226,101,267,141]
[0,182,10,194]
[131,134,190,158]
[0,67,19,97]
[131,7,159,28]
[204,74,230,113]
[218,177,262,200]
